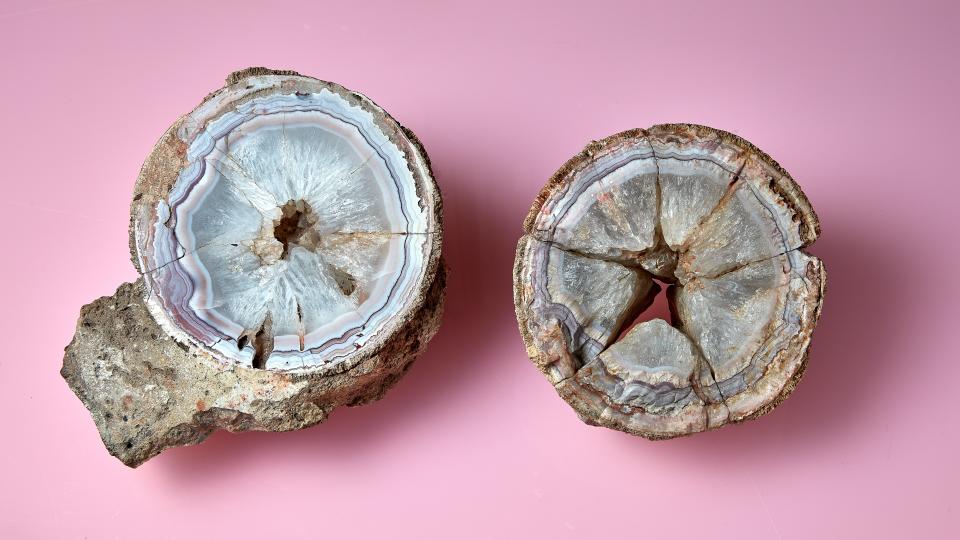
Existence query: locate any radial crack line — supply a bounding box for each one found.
[141,239,246,275]
[528,235,661,270]
[676,160,747,254]
[686,334,732,415]
[207,162,274,217]
[698,246,807,281]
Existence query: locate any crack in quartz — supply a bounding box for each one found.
[532,237,652,267]
[675,160,747,255]
[639,153,681,281]
[219,130,280,210]
[250,313,274,369]
[144,227,436,278]
[344,151,377,180]
[699,245,804,282]
[687,333,730,409]
[295,302,305,351]
[209,161,275,218]
[141,238,245,275]
[221,152,266,195]
[594,173,645,243]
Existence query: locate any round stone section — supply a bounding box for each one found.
[514,124,825,438]
[133,69,442,372]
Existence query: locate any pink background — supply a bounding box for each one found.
[2,1,958,538]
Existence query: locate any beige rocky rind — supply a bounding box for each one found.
[513,124,825,439]
[62,262,445,467]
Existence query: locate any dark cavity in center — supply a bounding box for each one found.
[273,199,320,259]
[614,277,681,343]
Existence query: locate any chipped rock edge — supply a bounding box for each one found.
[62,263,445,467]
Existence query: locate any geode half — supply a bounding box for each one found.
[62,68,445,467]
[514,124,824,438]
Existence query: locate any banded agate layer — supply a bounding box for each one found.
[516,125,823,435]
[139,79,434,371]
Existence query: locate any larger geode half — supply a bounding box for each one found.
[62,68,445,466]
[514,125,825,438]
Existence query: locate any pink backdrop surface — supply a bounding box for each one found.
[2,1,958,538]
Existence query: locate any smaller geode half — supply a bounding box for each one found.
[514,124,825,438]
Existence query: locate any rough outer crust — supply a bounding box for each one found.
[62,262,445,467]
[63,68,446,466]
[514,125,825,439]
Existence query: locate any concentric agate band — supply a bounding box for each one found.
[132,71,441,372]
[515,125,825,437]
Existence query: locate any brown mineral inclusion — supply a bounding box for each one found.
[513,124,825,438]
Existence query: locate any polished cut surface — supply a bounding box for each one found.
[514,124,824,438]
[62,68,445,466]
[137,78,434,371]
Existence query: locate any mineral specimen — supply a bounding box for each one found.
[514,125,824,438]
[62,68,445,466]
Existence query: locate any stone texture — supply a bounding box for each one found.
[63,269,444,467]
[62,68,445,466]
[514,124,825,439]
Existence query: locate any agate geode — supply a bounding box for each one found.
[62,68,444,466]
[514,125,825,438]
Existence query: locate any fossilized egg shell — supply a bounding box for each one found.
[514,125,824,438]
[62,68,445,466]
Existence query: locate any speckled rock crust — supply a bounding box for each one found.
[514,124,825,439]
[62,68,446,467]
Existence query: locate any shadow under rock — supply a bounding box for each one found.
[618,216,909,461]
[158,138,527,480]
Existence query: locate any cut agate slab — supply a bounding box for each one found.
[514,125,824,438]
[62,68,445,466]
